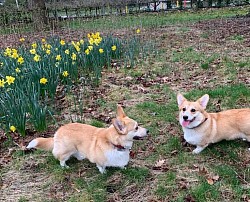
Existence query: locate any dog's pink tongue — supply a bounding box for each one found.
[182,120,190,127]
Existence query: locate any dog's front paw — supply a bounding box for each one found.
[97,165,106,174]
[192,146,204,154]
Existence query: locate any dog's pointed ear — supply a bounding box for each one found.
[116,104,126,118]
[197,94,209,109]
[112,118,127,135]
[177,93,186,107]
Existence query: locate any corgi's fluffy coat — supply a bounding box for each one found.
[177,93,250,154]
[27,105,148,173]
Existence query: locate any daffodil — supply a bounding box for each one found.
[99,48,104,54]
[0,79,5,87]
[40,77,47,84]
[11,49,19,59]
[4,48,11,57]
[74,45,81,52]
[88,38,94,45]
[17,57,24,64]
[111,45,117,51]
[65,49,70,55]
[71,53,77,60]
[136,28,141,34]
[30,49,36,54]
[15,68,21,73]
[0,62,3,67]
[31,43,37,49]
[60,39,65,45]
[41,38,46,43]
[34,54,41,62]
[45,44,52,49]
[88,46,93,51]
[19,38,25,42]
[10,125,16,132]
[46,49,51,55]
[80,39,84,44]
[62,71,69,77]
[56,55,62,61]
[5,76,15,85]
[85,49,90,55]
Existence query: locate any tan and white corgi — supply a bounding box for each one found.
[27,105,148,173]
[177,93,250,154]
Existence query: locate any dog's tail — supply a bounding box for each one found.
[27,137,54,151]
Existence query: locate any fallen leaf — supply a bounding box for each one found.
[207,178,214,185]
[154,159,165,167]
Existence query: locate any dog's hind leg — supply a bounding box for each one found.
[53,149,72,168]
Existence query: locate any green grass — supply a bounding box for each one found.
[62,6,248,31]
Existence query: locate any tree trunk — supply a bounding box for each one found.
[29,0,48,28]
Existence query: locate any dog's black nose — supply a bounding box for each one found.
[146,129,149,134]
[183,116,188,121]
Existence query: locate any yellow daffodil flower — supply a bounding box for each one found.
[136,28,141,34]
[62,71,69,77]
[80,39,84,44]
[4,48,11,57]
[99,48,104,54]
[111,45,117,51]
[6,76,15,85]
[88,46,93,51]
[56,55,62,61]
[85,49,90,55]
[11,52,19,59]
[34,54,41,62]
[0,79,5,87]
[45,44,52,49]
[17,57,24,64]
[60,39,65,45]
[10,125,16,132]
[15,68,21,73]
[46,49,51,55]
[40,77,47,84]
[19,38,25,42]
[31,43,37,49]
[71,53,77,60]
[41,38,46,43]
[74,45,81,52]
[30,49,36,54]
[65,49,70,55]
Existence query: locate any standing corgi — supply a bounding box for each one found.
[27,105,148,173]
[177,93,250,154]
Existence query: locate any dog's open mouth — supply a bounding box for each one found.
[133,136,145,140]
[182,117,195,127]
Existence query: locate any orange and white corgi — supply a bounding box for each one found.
[177,93,250,154]
[27,105,148,173]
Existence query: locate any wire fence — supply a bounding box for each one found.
[0,0,249,34]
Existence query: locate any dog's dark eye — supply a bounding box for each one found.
[191,109,196,113]
[182,108,186,112]
[135,126,139,131]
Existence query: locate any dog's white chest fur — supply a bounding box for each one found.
[104,149,130,168]
[183,128,203,145]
